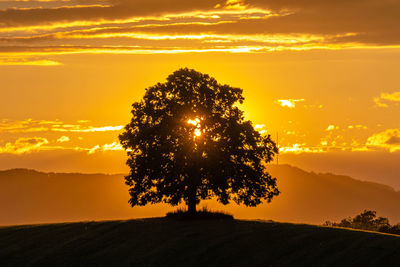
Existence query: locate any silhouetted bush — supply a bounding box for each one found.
[324,210,400,235]
[166,206,234,221]
[377,223,400,235]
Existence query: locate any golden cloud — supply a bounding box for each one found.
[224,0,248,10]
[52,125,124,132]
[0,0,399,62]
[275,99,305,108]
[374,91,400,108]
[254,124,266,134]
[279,143,327,154]
[0,137,48,154]
[0,119,123,133]
[382,92,400,102]
[366,129,400,152]
[56,136,70,143]
[88,141,123,154]
[326,125,339,131]
[0,57,61,66]
[348,125,368,130]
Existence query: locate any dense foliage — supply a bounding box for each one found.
[119,68,279,213]
[324,210,400,235]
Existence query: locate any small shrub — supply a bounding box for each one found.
[324,210,399,235]
[166,206,234,221]
[379,224,400,235]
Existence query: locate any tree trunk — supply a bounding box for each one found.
[188,186,197,215]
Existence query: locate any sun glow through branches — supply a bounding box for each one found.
[194,129,201,137]
[187,118,202,138]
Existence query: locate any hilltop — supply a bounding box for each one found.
[1,218,400,266]
[1,165,400,226]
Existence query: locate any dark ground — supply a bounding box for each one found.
[1,218,400,266]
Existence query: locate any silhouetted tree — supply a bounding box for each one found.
[352,210,379,230]
[381,224,400,235]
[324,210,392,232]
[119,68,279,214]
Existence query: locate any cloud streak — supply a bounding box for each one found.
[0,137,48,154]
[56,136,70,143]
[0,118,397,156]
[275,99,305,108]
[0,0,399,62]
[367,129,400,152]
[374,91,400,108]
[0,119,123,133]
[88,141,123,154]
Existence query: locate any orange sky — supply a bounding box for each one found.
[1,0,400,188]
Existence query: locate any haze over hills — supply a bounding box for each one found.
[1,165,400,226]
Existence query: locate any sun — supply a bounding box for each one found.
[187,118,200,126]
[187,118,202,138]
[194,129,201,137]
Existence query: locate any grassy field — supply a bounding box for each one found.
[1,218,400,266]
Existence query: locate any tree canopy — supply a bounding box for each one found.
[324,210,400,235]
[119,68,279,213]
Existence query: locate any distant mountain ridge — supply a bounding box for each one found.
[0,168,124,177]
[1,164,400,226]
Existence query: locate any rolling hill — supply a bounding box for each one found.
[1,218,400,266]
[1,165,400,226]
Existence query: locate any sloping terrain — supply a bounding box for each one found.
[1,218,400,266]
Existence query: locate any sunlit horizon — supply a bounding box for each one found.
[1,0,400,193]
